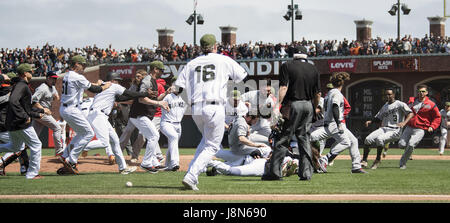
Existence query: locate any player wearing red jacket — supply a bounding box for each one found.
[398,84,441,169]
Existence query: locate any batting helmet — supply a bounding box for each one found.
[106,72,122,81]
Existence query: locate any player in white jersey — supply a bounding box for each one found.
[81,72,156,174]
[439,102,450,155]
[58,55,112,174]
[175,34,248,190]
[311,72,366,173]
[361,89,413,169]
[160,84,187,171]
[241,85,276,138]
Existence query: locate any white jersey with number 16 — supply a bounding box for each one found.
[175,53,247,105]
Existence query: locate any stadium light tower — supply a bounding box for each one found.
[186,0,204,46]
[388,0,411,40]
[283,0,302,43]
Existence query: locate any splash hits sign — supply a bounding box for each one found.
[371,58,420,72]
[328,59,358,73]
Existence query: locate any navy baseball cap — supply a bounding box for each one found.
[46,71,58,78]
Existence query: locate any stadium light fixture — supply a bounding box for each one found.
[388,5,398,16]
[186,10,204,46]
[388,0,411,40]
[401,4,411,15]
[283,0,302,43]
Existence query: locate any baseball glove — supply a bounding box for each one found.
[56,166,72,175]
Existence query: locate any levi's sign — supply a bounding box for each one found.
[371,58,420,72]
[328,59,357,73]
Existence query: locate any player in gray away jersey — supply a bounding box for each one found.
[362,89,413,169]
[215,113,271,167]
[32,71,63,156]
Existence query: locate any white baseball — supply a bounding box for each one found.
[126,181,133,187]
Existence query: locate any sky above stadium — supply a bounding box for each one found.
[0,0,448,50]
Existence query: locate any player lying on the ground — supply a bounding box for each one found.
[206,152,298,177]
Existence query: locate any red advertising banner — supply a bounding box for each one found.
[371,58,420,72]
[108,65,136,79]
[328,59,358,73]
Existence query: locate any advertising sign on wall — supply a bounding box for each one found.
[371,58,420,72]
[328,59,358,73]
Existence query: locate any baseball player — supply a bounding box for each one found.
[175,34,248,190]
[398,84,441,169]
[0,63,48,179]
[31,71,64,156]
[0,72,29,176]
[207,154,297,177]
[160,84,187,171]
[118,69,148,163]
[81,72,154,174]
[361,89,413,169]
[439,102,450,155]
[127,61,170,173]
[215,113,271,167]
[241,84,276,138]
[312,72,366,174]
[130,63,171,163]
[225,90,248,128]
[58,55,112,174]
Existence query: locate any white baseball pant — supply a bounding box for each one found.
[183,103,225,186]
[0,126,42,179]
[129,116,161,168]
[398,126,425,167]
[60,104,95,164]
[84,110,128,171]
[160,121,181,169]
[119,119,145,159]
[439,127,448,154]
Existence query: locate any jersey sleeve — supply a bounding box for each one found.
[331,92,343,106]
[400,101,412,114]
[115,84,126,95]
[139,77,152,93]
[226,58,247,83]
[236,120,249,137]
[31,86,44,103]
[76,74,92,90]
[175,65,188,89]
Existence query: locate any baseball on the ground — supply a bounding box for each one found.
[126,181,133,187]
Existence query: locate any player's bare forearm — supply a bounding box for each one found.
[239,136,259,148]
[278,86,288,107]
[313,92,320,111]
[398,112,414,127]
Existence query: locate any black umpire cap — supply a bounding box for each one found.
[106,72,122,81]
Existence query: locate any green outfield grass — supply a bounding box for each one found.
[1,147,449,203]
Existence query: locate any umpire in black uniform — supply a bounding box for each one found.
[262,46,321,181]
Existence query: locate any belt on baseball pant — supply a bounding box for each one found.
[386,126,400,129]
[90,108,108,115]
[62,103,78,107]
[191,100,222,106]
[163,120,180,124]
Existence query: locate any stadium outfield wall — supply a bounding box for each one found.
[32,54,450,148]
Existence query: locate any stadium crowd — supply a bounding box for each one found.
[1,34,450,77]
